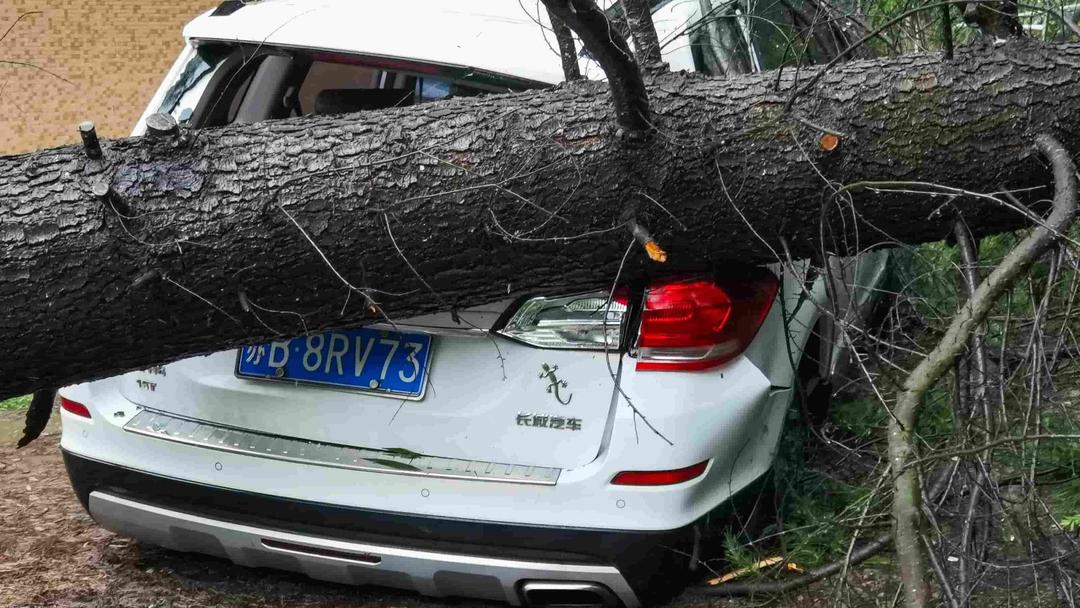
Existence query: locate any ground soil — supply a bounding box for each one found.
[0,407,1005,608]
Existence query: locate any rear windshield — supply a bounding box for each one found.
[157,43,536,129]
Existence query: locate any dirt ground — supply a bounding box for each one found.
[0,408,903,608]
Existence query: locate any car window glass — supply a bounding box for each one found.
[298,61,383,113]
[417,78,452,102]
[297,62,487,116]
[182,45,535,125]
[157,48,226,124]
[224,61,262,123]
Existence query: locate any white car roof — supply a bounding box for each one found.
[183,0,579,85]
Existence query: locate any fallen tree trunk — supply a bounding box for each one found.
[2,40,1079,398]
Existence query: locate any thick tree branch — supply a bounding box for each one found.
[548,13,583,82]
[886,133,1077,608]
[620,0,667,73]
[2,42,1080,398]
[16,389,55,448]
[539,0,650,132]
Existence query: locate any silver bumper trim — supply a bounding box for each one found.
[89,492,639,607]
[124,409,561,485]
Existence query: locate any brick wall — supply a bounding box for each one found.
[0,2,216,155]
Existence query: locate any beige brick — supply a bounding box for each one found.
[0,2,216,155]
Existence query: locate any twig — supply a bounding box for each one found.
[923,533,962,608]
[0,11,41,46]
[162,276,241,324]
[904,433,1080,471]
[704,535,891,595]
[941,4,954,60]
[787,1,1080,113]
[603,238,673,446]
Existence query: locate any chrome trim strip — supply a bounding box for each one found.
[260,538,383,565]
[89,492,640,607]
[124,409,560,485]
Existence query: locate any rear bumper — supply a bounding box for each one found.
[88,491,634,606]
[64,450,695,605]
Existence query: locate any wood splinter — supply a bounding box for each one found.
[627,219,667,263]
[131,269,161,290]
[818,132,841,152]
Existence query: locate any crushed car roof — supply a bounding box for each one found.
[183,0,577,86]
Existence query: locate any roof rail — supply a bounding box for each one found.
[212,0,250,17]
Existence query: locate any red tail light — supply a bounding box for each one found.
[635,274,778,371]
[611,461,709,486]
[60,397,91,419]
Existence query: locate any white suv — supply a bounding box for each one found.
[58,2,875,606]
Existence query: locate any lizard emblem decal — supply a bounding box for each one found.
[540,363,572,405]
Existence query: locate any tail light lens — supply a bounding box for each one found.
[60,396,91,419]
[636,274,778,371]
[611,461,709,486]
[497,290,628,350]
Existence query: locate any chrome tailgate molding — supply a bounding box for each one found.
[124,409,560,485]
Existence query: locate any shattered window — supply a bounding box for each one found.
[156,46,228,124]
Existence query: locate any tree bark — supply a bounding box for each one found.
[621,0,668,72]
[2,41,1080,398]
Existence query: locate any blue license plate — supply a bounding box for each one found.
[236,328,433,399]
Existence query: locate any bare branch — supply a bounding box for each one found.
[16,389,55,449]
[887,134,1078,608]
[0,11,42,46]
[539,0,650,133]
[703,535,891,595]
[547,13,583,81]
[620,0,667,73]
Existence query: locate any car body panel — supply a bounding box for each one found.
[116,328,624,471]
[62,347,786,532]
